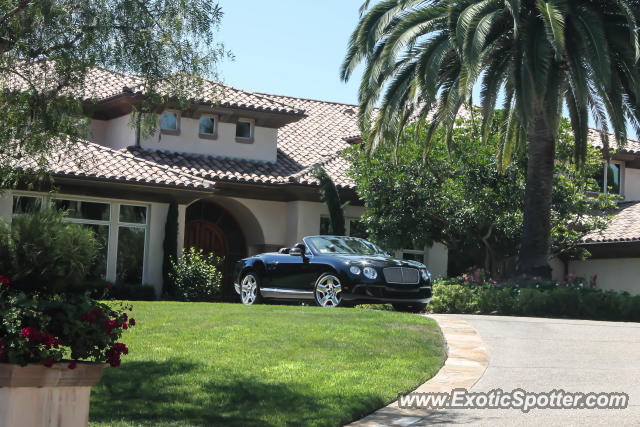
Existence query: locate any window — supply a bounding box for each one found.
[235,119,254,142]
[594,162,622,194]
[319,216,368,238]
[320,217,331,235]
[53,199,111,281]
[12,195,42,214]
[399,249,426,264]
[199,115,217,139]
[348,219,368,239]
[11,193,150,285]
[54,199,110,221]
[161,111,179,133]
[116,204,148,284]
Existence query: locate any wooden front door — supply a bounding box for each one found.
[185,220,229,261]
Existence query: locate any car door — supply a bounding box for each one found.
[264,252,309,290]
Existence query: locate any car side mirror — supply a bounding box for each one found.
[290,245,305,257]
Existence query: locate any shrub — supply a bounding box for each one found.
[168,247,223,302]
[0,210,98,293]
[430,270,640,322]
[0,210,135,368]
[429,281,478,314]
[0,275,135,367]
[79,280,156,301]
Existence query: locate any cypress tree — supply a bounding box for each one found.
[312,165,346,236]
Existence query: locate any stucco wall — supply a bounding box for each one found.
[146,202,170,295]
[285,201,366,245]
[0,191,11,223]
[568,258,640,294]
[425,243,448,279]
[89,116,135,150]
[625,167,640,201]
[141,118,278,163]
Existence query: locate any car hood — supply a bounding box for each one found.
[334,255,427,270]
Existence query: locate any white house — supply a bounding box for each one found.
[555,131,640,293]
[0,67,448,296]
[2,67,638,296]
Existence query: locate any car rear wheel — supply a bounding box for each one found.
[240,272,262,306]
[314,273,343,308]
[392,303,427,313]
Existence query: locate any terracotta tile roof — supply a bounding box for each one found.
[128,146,304,186]
[14,139,213,190]
[3,63,144,101]
[3,64,302,115]
[587,128,640,155]
[128,79,304,116]
[128,95,361,190]
[583,202,640,243]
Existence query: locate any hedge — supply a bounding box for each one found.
[429,274,640,322]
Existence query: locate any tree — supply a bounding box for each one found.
[346,114,618,278]
[312,165,346,235]
[342,0,640,278]
[162,202,179,296]
[1,0,228,185]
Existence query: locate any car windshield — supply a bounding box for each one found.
[306,236,386,256]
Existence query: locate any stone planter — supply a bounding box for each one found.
[0,362,106,427]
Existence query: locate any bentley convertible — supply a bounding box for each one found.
[233,236,432,312]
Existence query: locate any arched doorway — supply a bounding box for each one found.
[185,200,247,298]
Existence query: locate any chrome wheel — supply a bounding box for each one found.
[315,274,342,307]
[241,273,259,305]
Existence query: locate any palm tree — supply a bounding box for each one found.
[342,0,640,278]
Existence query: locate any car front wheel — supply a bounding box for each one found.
[392,303,427,313]
[240,272,262,306]
[314,273,343,308]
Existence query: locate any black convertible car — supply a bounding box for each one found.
[233,236,432,312]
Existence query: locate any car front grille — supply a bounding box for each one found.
[383,267,420,284]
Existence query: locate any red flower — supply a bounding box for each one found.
[44,359,55,368]
[106,284,113,292]
[128,318,136,327]
[68,360,77,370]
[0,275,9,288]
[101,319,121,335]
[105,343,129,367]
[81,308,104,324]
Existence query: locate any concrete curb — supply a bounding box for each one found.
[348,315,489,427]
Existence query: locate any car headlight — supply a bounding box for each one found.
[349,265,361,275]
[363,267,377,280]
[421,269,431,281]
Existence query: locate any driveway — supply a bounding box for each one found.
[419,314,640,426]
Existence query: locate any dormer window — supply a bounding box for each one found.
[235,118,254,143]
[199,115,218,140]
[161,111,180,135]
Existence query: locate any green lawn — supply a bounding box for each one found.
[89,302,446,427]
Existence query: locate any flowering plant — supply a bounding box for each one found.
[0,275,134,368]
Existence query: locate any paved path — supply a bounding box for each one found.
[354,314,640,426]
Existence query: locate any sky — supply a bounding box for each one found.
[214,1,634,138]
[216,0,364,105]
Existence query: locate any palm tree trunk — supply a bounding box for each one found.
[516,109,555,279]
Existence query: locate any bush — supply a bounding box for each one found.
[429,281,478,314]
[429,270,640,322]
[0,210,98,293]
[79,280,156,301]
[0,210,135,368]
[168,247,223,302]
[0,275,135,367]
